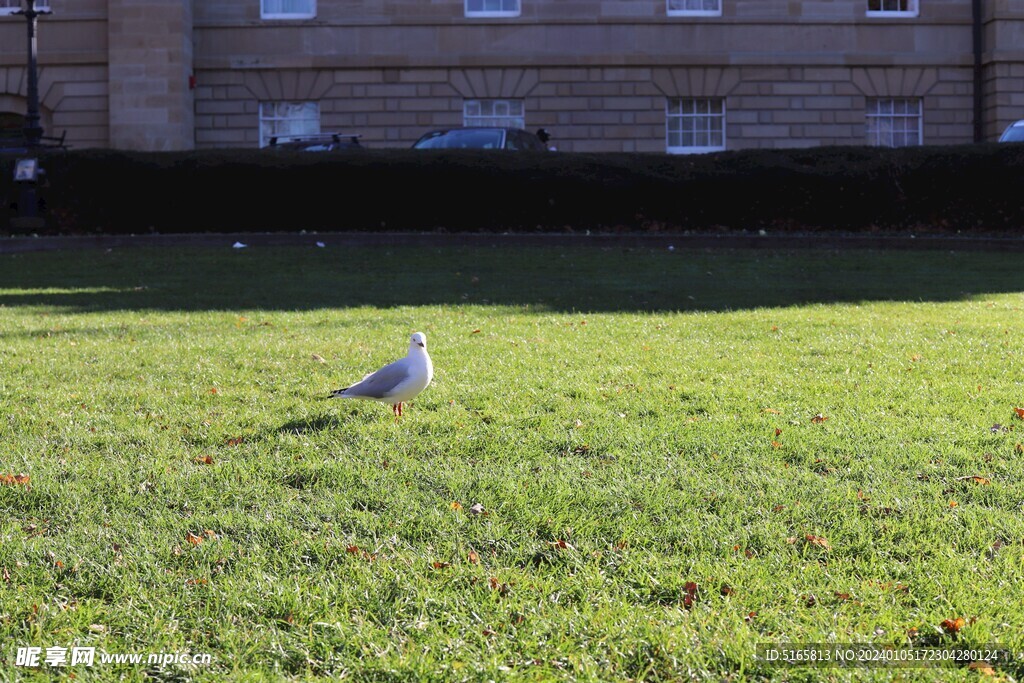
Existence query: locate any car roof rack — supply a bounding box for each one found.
[268,132,362,145]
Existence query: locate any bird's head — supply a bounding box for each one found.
[410,332,427,350]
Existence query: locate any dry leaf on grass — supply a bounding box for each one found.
[804,535,832,550]
[941,617,966,634]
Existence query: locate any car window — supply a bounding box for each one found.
[1000,124,1024,142]
[525,131,548,151]
[505,130,523,150]
[414,129,505,149]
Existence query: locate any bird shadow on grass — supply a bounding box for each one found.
[277,413,344,435]
[277,408,389,434]
[2,245,1023,313]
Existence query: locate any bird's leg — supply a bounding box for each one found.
[397,402,404,417]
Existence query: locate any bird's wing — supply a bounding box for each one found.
[339,358,412,399]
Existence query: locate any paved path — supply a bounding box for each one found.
[2,232,1023,254]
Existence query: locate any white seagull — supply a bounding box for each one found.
[329,332,434,419]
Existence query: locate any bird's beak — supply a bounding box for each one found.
[417,342,425,348]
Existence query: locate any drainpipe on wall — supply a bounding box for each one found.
[972,0,984,142]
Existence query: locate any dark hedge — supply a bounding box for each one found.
[2,144,1024,234]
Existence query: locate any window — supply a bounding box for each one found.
[259,102,319,147]
[261,0,315,19]
[464,99,525,129]
[667,0,721,17]
[866,0,918,17]
[866,98,922,147]
[0,1,51,15]
[465,0,520,18]
[666,98,725,154]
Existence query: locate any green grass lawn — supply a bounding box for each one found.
[1,245,1023,682]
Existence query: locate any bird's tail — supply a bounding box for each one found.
[327,387,349,399]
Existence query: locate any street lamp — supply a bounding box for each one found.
[6,0,51,230]
[13,0,51,147]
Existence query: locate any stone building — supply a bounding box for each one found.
[0,0,1020,152]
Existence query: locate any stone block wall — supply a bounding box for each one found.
[0,0,1016,151]
[194,63,975,151]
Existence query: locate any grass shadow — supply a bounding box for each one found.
[0,245,1021,313]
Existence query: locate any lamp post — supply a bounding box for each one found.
[6,0,51,230]
[13,0,51,147]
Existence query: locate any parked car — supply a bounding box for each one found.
[412,127,551,151]
[998,120,1024,142]
[267,132,363,151]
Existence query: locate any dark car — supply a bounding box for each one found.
[412,127,551,151]
[267,132,363,151]
[998,120,1024,142]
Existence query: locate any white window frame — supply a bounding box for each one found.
[465,0,520,18]
[865,97,922,147]
[259,101,320,148]
[866,0,918,18]
[260,0,316,20]
[463,99,525,129]
[666,98,726,154]
[0,1,51,15]
[667,0,722,17]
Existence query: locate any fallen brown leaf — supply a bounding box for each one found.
[941,617,966,634]
[805,534,832,550]
[956,475,991,485]
[811,414,829,424]
[968,661,996,676]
